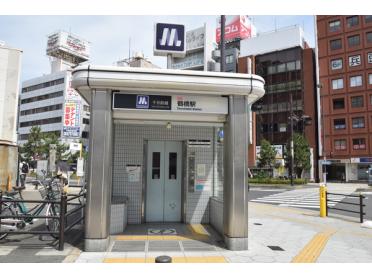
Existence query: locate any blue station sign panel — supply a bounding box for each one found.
[154,23,186,57]
[113,93,172,111]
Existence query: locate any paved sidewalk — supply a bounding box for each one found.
[2,188,371,262]
[74,201,372,263]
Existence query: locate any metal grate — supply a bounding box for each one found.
[267,246,284,251]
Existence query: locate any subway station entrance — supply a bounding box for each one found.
[72,66,265,252]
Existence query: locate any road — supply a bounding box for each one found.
[248,186,372,221]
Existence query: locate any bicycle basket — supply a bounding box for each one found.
[38,186,48,199]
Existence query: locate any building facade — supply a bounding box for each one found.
[240,26,319,181]
[18,31,90,152]
[18,70,90,149]
[317,15,372,182]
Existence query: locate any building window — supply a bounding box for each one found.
[82,131,89,139]
[22,78,64,93]
[353,138,366,150]
[279,123,287,132]
[20,91,64,104]
[333,98,345,109]
[347,35,360,47]
[334,119,346,129]
[350,75,362,87]
[365,15,372,23]
[346,16,359,28]
[226,54,234,64]
[332,78,344,89]
[277,63,286,73]
[367,32,372,44]
[369,74,372,85]
[368,53,372,64]
[348,55,361,67]
[352,117,365,128]
[330,39,342,50]
[82,118,90,125]
[351,96,364,108]
[335,139,347,150]
[83,105,90,112]
[331,58,343,70]
[20,104,62,116]
[329,20,341,32]
[19,117,62,128]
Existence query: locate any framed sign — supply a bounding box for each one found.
[113,93,171,111]
[154,23,186,57]
[349,55,361,67]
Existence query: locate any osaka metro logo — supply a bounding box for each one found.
[159,28,182,47]
[136,95,149,109]
[154,23,185,53]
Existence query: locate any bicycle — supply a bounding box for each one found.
[0,173,66,240]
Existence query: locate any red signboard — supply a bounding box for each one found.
[216,15,256,43]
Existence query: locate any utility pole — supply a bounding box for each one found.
[290,93,294,186]
[220,15,226,72]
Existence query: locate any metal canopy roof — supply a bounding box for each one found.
[71,65,265,105]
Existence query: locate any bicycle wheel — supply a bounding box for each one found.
[0,205,15,240]
[45,203,60,239]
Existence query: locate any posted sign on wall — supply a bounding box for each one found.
[113,93,228,115]
[172,95,228,114]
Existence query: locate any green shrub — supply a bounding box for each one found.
[249,177,308,185]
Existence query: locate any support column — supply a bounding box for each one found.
[223,95,249,250]
[85,90,113,252]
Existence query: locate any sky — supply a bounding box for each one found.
[0,15,314,82]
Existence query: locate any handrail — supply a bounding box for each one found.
[326,191,365,223]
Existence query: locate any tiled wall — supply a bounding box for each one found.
[112,123,218,224]
[210,197,224,235]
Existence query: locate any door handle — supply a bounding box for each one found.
[169,202,176,209]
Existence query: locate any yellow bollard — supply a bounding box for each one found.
[319,184,327,217]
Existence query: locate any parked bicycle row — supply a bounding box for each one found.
[0,171,86,249]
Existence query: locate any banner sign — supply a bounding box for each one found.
[216,15,256,43]
[47,31,90,60]
[63,101,80,127]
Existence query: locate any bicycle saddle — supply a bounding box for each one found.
[13,186,26,191]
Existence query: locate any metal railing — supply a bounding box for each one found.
[326,192,366,223]
[0,191,85,251]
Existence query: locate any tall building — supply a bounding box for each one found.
[18,31,91,152]
[239,26,318,181]
[316,15,372,182]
